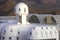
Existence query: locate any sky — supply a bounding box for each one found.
[16,0,60,9]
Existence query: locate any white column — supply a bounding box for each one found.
[21,15,27,24]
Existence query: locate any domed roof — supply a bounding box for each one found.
[1,24,33,40]
[16,2,28,7]
[15,2,29,16]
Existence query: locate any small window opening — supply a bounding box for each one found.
[19,8,20,12]
[11,29,12,32]
[18,32,20,34]
[17,37,19,40]
[9,37,12,40]
[4,30,6,35]
[3,37,5,40]
[24,8,26,12]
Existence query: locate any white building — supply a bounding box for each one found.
[0,2,60,40]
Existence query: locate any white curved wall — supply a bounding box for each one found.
[30,25,59,40]
[15,2,29,16]
[1,24,33,40]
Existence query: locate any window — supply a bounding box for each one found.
[4,30,6,35]
[18,32,20,34]
[9,37,12,40]
[17,37,19,40]
[24,8,26,12]
[28,15,40,23]
[30,32,32,36]
[44,16,57,25]
[11,29,12,32]
[19,8,20,12]
[3,37,5,40]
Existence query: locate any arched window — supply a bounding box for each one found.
[24,8,26,12]
[44,16,57,25]
[28,15,40,23]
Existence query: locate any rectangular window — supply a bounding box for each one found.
[17,37,19,40]
[3,37,5,40]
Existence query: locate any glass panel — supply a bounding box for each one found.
[44,16,57,25]
[29,15,40,23]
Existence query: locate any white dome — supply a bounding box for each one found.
[1,24,33,40]
[15,2,29,16]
